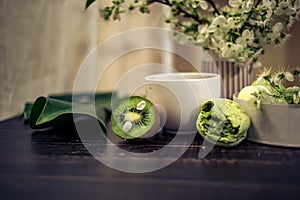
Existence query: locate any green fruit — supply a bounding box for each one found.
[251,80,287,104]
[238,86,260,101]
[238,85,271,106]
[196,99,250,147]
[111,96,160,139]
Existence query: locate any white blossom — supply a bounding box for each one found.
[236,57,246,63]
[263,0,271,8]
[285,71,294,82]
[229,0,253,13]
[253,61,262,68]
[274,1,296,16]
[236,29,255,46]
[211,38,225,52]
[273,22,283,33]
[197,24,210,43]
[273,76,281,85]
[263,0,276,10]
[293,93,299,104]
[199,0,208,10]
[287,16,296,30]
[99,0,300,67]
[229,0,242,8]
[221,45,232,58]
[220,43,243,59]
[227,17,236,29]
[295,0,300,9]
[208,15,228,33]
[163,0,298,66]
[242,0,254,13]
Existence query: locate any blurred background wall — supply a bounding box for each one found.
[0,0,167,120]
[0,0,99,120]
[1,0,300,120]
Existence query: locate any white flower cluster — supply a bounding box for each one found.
[192,0,300,67]
[250,67,300,105]
[96,0,300,67]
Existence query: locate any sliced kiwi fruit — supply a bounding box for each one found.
[111,96,160,139]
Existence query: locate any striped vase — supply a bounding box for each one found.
[201,60,253,99]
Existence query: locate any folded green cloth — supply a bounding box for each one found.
[24,92,118,133]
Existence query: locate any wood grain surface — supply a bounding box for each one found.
[0,116,300,200]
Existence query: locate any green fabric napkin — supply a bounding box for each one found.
[24,92,118,133]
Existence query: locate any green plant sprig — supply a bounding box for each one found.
[257,68,300,104]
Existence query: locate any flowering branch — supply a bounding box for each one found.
[243,0,263,25]
[253,68,300,105]
[149,0,207,24]
[87,0,300,67]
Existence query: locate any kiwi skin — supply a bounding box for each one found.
[111,96,160,140]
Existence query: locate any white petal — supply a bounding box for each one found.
[273,77,280,85]
[295,0,300,9]
[227,17,235,29]
[229,0,242,7]
[221,47,231,58]
[212,15,227,25]
[263,0,271,7]
[285,72,294,82]
[199,1,208,10]
[273,22,283,33]
[213,29,224,39]
[243,1,253,13]
[253,61,262,68]
[242,29,251,37]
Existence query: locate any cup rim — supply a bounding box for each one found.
[145,72,220,82]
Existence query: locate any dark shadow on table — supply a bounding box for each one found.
[30,116,188,156]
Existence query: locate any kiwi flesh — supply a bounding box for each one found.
[111,96,160,139]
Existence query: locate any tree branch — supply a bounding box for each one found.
[240,0,262,31]
[246,0,262,21]
[205,0,220,15]
[150,0,207,24]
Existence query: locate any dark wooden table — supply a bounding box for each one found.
[1,116,300,200]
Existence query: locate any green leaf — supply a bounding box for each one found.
[29,97,75,129]
[23,103,33,122]
[26,92,119,134]
[85,0,96,9]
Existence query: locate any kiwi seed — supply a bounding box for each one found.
[122,121,133,132]
[136,100,146,110]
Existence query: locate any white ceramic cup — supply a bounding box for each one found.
[145,72,220,134]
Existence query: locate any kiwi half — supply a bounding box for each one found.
[111,96,160,139]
